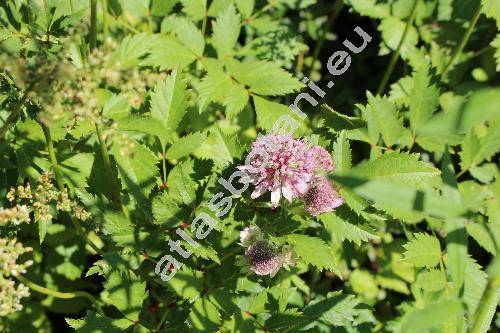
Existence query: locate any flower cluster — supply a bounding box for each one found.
[240,134,343,215]
[239,226,292,277]
[0,238,32,317]
[4,172,90,225]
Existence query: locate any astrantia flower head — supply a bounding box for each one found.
[303,177,343,216]
[239,134,334,207]
[244,240,292,277]
[238,225,293,277]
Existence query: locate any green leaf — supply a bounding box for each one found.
[350,152,441,189]
[459,118,500,172]
[212,4,240,58]
[482,0,500,27]
[378,17,418,57]
[403,233,441,268]
[194,127,242,167]
[286,234,341,275]
[491,34,500,71]
[366,93,405,147]
[111,140,158,206]
[332,130,351,174]
[168,132,208,160]
[416,269,446,292]
[409,64,439,134]
[401,299,463,333]
[109,33,156,69]
[117,115,169,139]
[197,70,233,112]
[253,95,301,131]
[150,68,189,141]
[466,222,497,255]
[181,0,207,21]
[227,60,304,96]
[66,311,130,332]
[321,210,378,246]
[464,256,488,316]
[167,159,198,206]
[165,267,204,300]
[188,296,221,331]
[170,17,205,56]
[104,270,147,322]
[143,35,197,70]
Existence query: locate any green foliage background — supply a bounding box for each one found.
[0,0,499,332]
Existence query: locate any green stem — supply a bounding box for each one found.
[161,143,167,190]
[376,0,419,96]
[201,12,207,36]
[442,4,482,77]
[470,279,499,333]
[307,0,344,77]
[16,274,104,315]
[41,123,103,255]
[89,0,98,50]
[101,0,108,46]
[69,0,74,13]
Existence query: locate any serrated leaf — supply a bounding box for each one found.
[416,269,446,292]
[181,0,207,20]
[150,68,189,141]
[321,210,378,246]
[104,270,147,322]
[66,311,129,332]
[459,118,500,172]
[466,222,497,255]
[212,4,240,58]
[168,132,208,160]
[227,60,304,96]
[143,35,197,70]
[286,234,341,275]
[366,93,405,147]
[401,299,463,333]
[491,34,500,71]
[188,296,221,331]
[112,140,158,206]
[167,159,197,206]
[332,130,352,174]
[170,17,205,56]
[482,0,500,27]
[403,233,441,268]
[253,95,300,131]
[350,152,441,190]
[194,127,242,167]
[109,33,156,68]
[197,70,233,112]
[409,64,439,134]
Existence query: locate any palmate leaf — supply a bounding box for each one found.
[197,70,233,112]
[167,159,198,206]
[194,127,242,167]
[253,95,304,132]
[169,17,205,57]
[212,4,240,58]
[350,152,441,189]
[286,234,341,275]
[403,233,441,268]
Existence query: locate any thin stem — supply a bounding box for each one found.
[16,274,103,315]
[376,0,419,96]
[161,144,167,190]
[307,0,344,77]
[101,0,108,46]
[69,0,74,13]
[41,123,103,255]
[201,12,207,36]
[89,0,98,50]
[117,16,140,33]
[442,4,482,77]
[470,279,499,333]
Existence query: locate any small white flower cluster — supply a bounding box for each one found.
[0,238,33,317]
[5,172,91,225]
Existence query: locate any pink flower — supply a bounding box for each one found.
[302,177,343,216]
[239,135,333,207]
